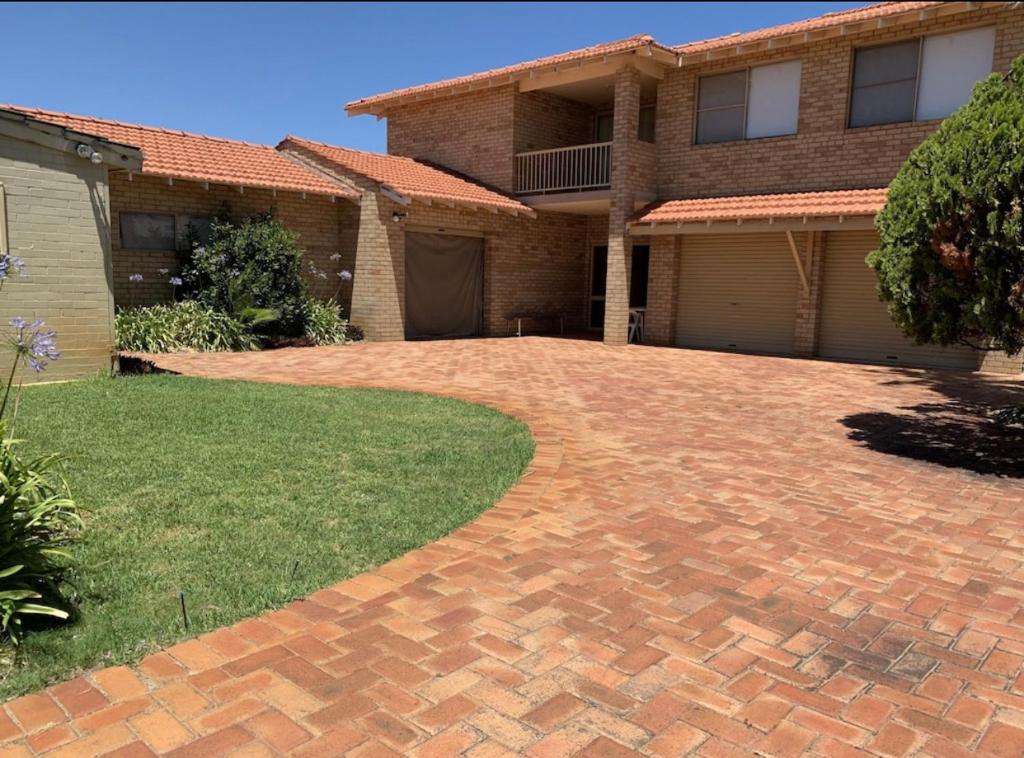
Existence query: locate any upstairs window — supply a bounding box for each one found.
[849,27,995,128]
[696,60,802,144]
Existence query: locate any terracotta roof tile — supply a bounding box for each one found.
[675,2,945,55]
[280,136,533,215]
[345,35,674,114]
[632,188,888,226]
[0,105,353,198]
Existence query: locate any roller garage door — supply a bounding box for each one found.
[675,233,798,355]
[404,232,483,339]
[818,230,977,369]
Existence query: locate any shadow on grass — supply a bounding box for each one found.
[841,366,1024,478]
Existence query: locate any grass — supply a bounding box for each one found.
[1,375,533,699]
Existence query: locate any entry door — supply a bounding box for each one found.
[589,245,649,329]
[589,246,607,329]
[404,232,483,339]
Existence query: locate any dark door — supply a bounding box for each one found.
[405,232,484,339]
[589,246,607,329]
[630,245,649,308]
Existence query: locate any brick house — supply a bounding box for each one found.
[341,0,1024,373]
[3,1,1022,377]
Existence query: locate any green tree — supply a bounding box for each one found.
[869,55,1024,358]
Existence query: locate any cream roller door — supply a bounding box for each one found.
[675,233,798,355]
[819,230,977,369]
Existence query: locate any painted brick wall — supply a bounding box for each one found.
[657,5,1024,198]
[387,86,517,193]
[0,134,115,381]
[109,173,355,313]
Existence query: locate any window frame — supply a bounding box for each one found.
[594,106,657,143]
[118,211,214,253]
[846,25,996,130]
[693,58,803,146]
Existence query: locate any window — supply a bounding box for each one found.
[594,106,656,143]
[639,107,656,143]
[120,212,176,251]
[120,213,213,252]
[849,27,995,128]
[696,60,802,144]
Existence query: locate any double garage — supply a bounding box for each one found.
[673,229,978,370]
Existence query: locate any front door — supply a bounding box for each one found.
[589,246,607,329]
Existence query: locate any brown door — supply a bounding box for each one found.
[404,232,483,339]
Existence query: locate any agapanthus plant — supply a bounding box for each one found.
[1,318,60,418]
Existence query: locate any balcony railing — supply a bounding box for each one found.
[515,142,611,195]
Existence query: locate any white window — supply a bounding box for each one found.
[849,27,995,128]
[916,27,997,121]
[696,60,802,144]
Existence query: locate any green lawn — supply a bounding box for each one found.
[1,375,533,699]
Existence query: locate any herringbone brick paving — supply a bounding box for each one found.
[4,338,1024,756]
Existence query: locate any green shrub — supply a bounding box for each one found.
[115,301,259,353]
[870,56,1024,354]
[184,215,308,335]
[0,428,80,644]
[303,298,350,346]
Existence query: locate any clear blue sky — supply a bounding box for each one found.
[3,2,862,153]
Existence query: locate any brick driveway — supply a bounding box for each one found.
[5,339,1024,757]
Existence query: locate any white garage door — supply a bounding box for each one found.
[675,233,798,355]
[819,230,978,369]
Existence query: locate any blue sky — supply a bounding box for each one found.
[3,2,862,152]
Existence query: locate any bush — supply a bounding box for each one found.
[0,430,80,644]
[303,298,350,346]
[115,301,259,353]
[184,215,308,335]
[870,56,1024,355]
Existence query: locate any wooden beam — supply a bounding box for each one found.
[786,230,810,293]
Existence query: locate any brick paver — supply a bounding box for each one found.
[5,338,1024,756]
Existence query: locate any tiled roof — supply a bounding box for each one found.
[280,136,534,215]
[0,105,354,199]
[346,35,675,114]
[676,2,946,56]
[632,188,888,226]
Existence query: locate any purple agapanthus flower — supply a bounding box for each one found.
[329,253,342,261]
[8,318,59,372]
[338,270,353,282]
[169,276,183,287]
[129,273,143,283]
[158,268,170,276]
[0,254,27,281]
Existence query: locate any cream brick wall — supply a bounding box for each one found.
[0,133,115,381]
[109,173,355,314]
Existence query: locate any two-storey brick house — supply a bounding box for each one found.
[338,0,1024,373]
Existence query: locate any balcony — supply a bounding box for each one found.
[515,142,611,196]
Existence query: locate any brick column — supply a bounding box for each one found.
[793,231,825,356]
[644,234,681,345]
[350,192,406,341]
[603,66,642,346]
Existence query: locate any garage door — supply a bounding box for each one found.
[405,232,483,339]
[819,230,977,369]
[675,233,798,355]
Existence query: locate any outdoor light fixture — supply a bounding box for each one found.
[392,211,407,223]
[75,143,103,164]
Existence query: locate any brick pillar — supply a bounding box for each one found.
[350,192,406,341]
[603,66,642,346]
[793,231,825,357]
[644,234,680,345]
